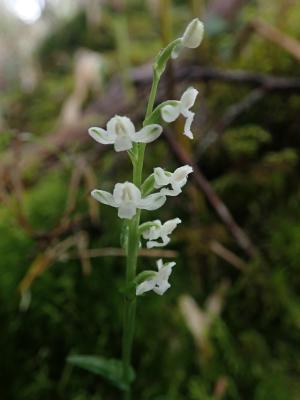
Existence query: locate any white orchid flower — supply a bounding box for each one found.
[141,218,181,248]
[154,165,193,196]
[89,115,163,152]
[172,18,204,59]
[91,181,166,219]
[161,87,198,139]
[136,259,176,296]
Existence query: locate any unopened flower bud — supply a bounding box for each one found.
[182,18,204,49]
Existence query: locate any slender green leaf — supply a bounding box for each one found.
[67,355,135,391]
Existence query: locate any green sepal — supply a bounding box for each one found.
[138,221,160,236]
[134,270,157,285]
[141,173,156,196]
[154,38,182,77]
[119,271,157,298]
[67,355,135,391]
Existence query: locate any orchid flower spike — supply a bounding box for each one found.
[172,18,204,59]
[154,165,193,196]
[141,218,181,248]
[89,115,163,152]
[91,181,166,219]
[136,259,176,296]
[161,87,198,139]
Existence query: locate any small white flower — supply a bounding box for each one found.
[182,18,204,49]
[172,18,204,59]
[89,115,163,152]
[142,218,181,248]
[161,87,198,139]
[136,259,176,296]
[91,181,166,219]
[154,165,193,196]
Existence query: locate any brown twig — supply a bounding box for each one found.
[209,240,247,271]
[133,65,300,91]
[65,247,178,259]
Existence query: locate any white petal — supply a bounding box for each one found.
[143,226,160,241]
[113,182,141,204]
[146,237,170,249]
[114,135,133,152]
[158,263,175,280]
[182,18,204,49]
[88,127,115,144]
[156,259,164,271]
[133,124,163,144]
[172,165,193,184]
[118,203,137,219]
[161,103,181,123]
[163,218,182,235]
[107,115,135,137]
[183,111,195,139]
[160,186,182,197]
[139,193,166,211]
[153,281,170,295]
[154,167,171,187]
[180,87,198,112]
[136,279,156,296]
[91,190,117,207]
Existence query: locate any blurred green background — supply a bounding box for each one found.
[1,0,300,399]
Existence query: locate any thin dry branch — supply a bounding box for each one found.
[65,247,178,259]
[209,240,247,271]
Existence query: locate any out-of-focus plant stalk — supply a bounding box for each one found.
[189,0,204,16]
[113,3,135,102]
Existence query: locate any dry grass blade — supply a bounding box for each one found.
[209,240,247,271]
[18,237,77,294]
[251,18,300,62]
[76,231,92,276]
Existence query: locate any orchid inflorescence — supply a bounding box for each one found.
[90,91,196,294]
[88,18,204,396]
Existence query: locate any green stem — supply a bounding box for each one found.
[122,71,160,399]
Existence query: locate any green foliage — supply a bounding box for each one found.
[223,125,271,160]
[24,170,67,231]
[67,355,135,390]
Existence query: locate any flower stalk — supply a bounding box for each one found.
[122,70,161,398]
